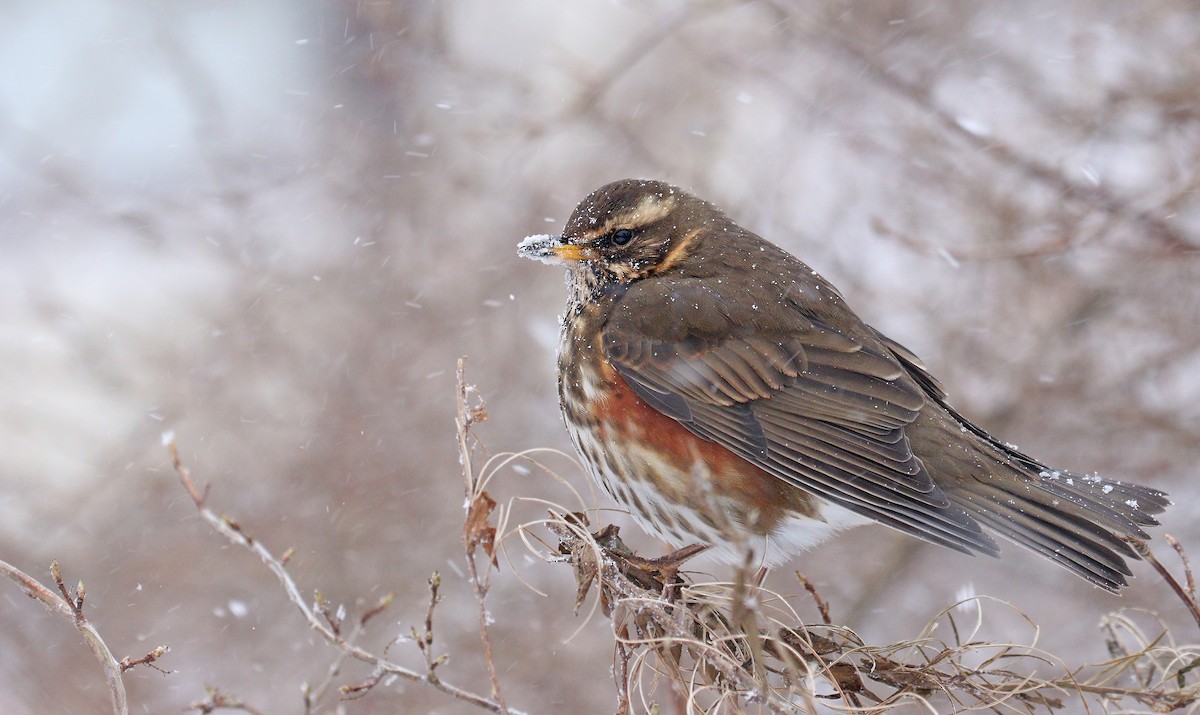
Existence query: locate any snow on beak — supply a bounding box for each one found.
[517,234,595,264]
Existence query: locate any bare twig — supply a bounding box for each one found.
[414,572,448,681]
[0,559,133,715]
[1168,534,1197,600]
[164,434,525,714]
[186,687,266,715]
[456,357,511,713]
[118,645,171,674]
[1130,536,1200,632]
[303,592,395,712]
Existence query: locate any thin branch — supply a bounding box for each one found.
[303,592,394,712]
[404,571,448,687]
[456,356,511,713]
[186,687,266,715]
[1130,536,1200,632]
[809,26,1196,256]
[0,559,130,715]
[1168,534,1197,600]
[118,645,171,674]
[164,435,525,715]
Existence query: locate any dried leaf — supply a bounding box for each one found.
[463,490,498,567]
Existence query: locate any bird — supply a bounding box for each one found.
[517,178,1169,591]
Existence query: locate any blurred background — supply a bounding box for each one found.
[2,1,1199,712]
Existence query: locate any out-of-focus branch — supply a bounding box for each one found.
[186,687,266,715]
[809,26,1196,255]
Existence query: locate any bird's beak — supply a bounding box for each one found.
[517,234,595,265]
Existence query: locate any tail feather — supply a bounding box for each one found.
[964,503,1133,589]
[949,457,1169,591]
[1034,470,1167,535]
[886,336,1170,590]
[965,477,1142,556]
[954,475,1141,589]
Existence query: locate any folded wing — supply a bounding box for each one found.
[604,277,999,556]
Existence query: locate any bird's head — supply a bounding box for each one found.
[518,179,729,294]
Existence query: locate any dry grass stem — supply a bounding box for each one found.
[527,501,1200,714]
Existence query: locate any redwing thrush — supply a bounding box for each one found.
[518,179,1169,591]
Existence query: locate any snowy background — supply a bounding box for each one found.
[2,1,1199,712]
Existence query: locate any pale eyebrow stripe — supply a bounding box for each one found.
[578,194,678,241]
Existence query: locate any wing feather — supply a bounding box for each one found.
[604,278,998,557]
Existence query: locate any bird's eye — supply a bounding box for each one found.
[611,228,634,246]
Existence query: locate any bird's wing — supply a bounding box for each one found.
[603,277,997,556]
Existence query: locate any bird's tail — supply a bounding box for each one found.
[881,331,1169,591]
[942,408,1170,591]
